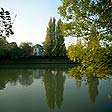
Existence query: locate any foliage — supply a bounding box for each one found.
[54,19,66,56]
[19,42,33,57]
[44,17,54,56]
[59,0,112,77]
[58,0,112,38]
[0,37,9,58]
[0,38,23,59]
[0,8,14,38]
[0,8,18,59]
[44,17,66,56]
[67,43,85,62]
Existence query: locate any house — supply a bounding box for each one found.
[33,44,44,56]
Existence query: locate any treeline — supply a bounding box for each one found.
[0,38,33,59]
[0,8,67,61]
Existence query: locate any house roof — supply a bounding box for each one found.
[33,44,42,48]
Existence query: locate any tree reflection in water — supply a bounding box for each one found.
[0,69,44,90]
[43,69,66,110]
[68,65,112,103]
[87,77,99,103]
[0,69,66,110]
[0,67,112,110]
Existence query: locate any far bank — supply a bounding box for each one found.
[0,56,77,69]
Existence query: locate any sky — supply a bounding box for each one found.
[0,0,76,46]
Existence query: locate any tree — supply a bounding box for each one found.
[44,17,66,56]
[19,42,33,57]
[0,8,16,59]
[67,43,85,63]
[54,19,66,56]
[44,17,55,56]
[58,0,112,76]
[58,0,112,38]
[8,42,23,59]
[9,42,18,48]
[0,37,9,58]
[0,8,14,39]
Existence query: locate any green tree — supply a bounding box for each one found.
[8,42,23,59]
[52,17,56,53]
[44,18,66,56]
[67,43,85,63]
[58,0,112,38]
[44,17,55,56]
[54,19,66,56]
[0,8,16,59]
[9,42,18,49]
[58,0,112,77]
[19,42,33,57]
[0,37,9,58]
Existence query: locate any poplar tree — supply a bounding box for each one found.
[44,17,53,56]
[54,19,66,56]
[44,17,66,56]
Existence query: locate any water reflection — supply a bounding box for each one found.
[68,66,112,104]
[0,68,112,112]
[87,77,99,103]
[0,69,66,111]
[43,69,66,110]
[0,69,44,90]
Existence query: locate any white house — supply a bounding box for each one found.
[33,44,44,56]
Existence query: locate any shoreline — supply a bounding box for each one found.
[0,56,77,69]
[0,63,77,69]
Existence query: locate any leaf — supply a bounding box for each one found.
[5,11,10,15]
[1,8,4,12]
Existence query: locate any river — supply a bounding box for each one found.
[0,68,112,112]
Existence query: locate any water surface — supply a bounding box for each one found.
[0,68,112,112]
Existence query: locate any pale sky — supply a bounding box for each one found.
[0,0,76,46]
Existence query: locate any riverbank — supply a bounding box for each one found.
[0,63,77,69]
[0,56,77,69]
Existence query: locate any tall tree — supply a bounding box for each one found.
[44,17,66,56]
[51,17,56,55]
[54,19,66,56]
[58,0,112,77]
[44,17,54,56]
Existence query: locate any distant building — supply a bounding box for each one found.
[33,44,44,56]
